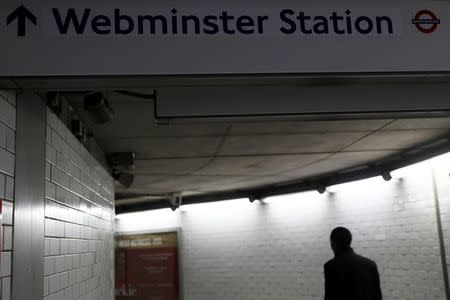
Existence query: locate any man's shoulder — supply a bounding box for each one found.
[326,252,378,269]
[354,253,378,267]
[324,258,336,269]
[349,253,380,274]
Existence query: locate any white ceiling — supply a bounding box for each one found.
[67,92,450,206]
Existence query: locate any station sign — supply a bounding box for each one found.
[0,1,449,76]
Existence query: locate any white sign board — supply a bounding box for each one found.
[0,1,448,76]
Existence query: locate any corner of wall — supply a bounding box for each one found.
[44,106,115,300]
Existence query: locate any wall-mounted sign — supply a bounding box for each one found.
[0,1,450,76]
[155,84,450,119]
[115,232,180,300]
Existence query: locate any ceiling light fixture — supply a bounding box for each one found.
[381,171,392,181]
[316,184,327,194]
[169,192,183,211]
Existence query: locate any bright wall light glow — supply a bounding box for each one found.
[115,208,173,220]
[391,162,429,179]
[326,176,384,194]
[263,190,323,204]
[262,191,327,212]
[180,198,249,213]
[262,191,328,221]
[116,208,180,233]
[391,152,450,179]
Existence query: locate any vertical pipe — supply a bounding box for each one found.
[431,168,450,300]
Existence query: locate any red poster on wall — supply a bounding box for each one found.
[115,232,179,300]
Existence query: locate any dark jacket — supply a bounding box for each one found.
[324,248,382,300]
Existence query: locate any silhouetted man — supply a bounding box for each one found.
[324,227,382,300]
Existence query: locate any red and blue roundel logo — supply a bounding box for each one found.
[412,10,440,33]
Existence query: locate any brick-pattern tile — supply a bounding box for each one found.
[0,90,16,300]
[44,108,114,300]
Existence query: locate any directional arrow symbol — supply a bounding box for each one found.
[7,5,37,37]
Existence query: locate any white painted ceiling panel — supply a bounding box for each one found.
[344,129,448,151]
[193,154,328,176]
[218,132,369,155]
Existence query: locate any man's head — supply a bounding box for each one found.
[330,227,352,254]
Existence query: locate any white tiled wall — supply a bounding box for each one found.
[117,173,450,300]
[0,90,16,300]
[44,108,115,300]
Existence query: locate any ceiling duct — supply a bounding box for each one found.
[84,92,114,124]
[108,152,135,171]
[114,172,135,189]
